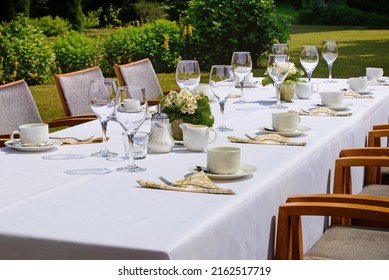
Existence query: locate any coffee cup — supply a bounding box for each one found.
[207,146,240,174]
[272,112,300,132]
[121,99,141,111]
[319,91,344,106]
[11,123,49,144]
[295,82,319,99]
[348,77,368,91]
[366,67,384,80]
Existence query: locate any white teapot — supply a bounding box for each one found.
[179,123,217,152]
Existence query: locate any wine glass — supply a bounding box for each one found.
[231,51,252,104]
[209,65,236,131]
[115,86,148,172]
[88,78,118,158]
[299,45,319,82]
[267,54,290,109]
[175,60,201,91]
[322,40,339,83]
[272,43,290,59]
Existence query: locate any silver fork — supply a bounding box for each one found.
[50,135,95,143]
[158,176,211,189]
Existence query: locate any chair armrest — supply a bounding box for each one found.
[48,117,96,128]
[373,124,389,130]
[275,194,389,260]
[368,129,389,147]
[0,134,11,147]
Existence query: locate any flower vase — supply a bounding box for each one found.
[170,118,184,141]
[280,82,295,102]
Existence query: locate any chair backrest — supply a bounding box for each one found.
[114,58,163,99]
[0,80,42,134]
[54,66,104,116]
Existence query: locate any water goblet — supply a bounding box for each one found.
[272,43,290,59]
[115,86,148,172]
[267,54,290,109]
[299,45,319,82]
[209,65,236,132]
[231,51,252,104]
[322,40,339,83]
[175,60,201,91]
[88,78,118,158]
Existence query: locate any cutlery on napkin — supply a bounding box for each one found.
[342,89,374,99]
[50,136,107,145]
[228,134,306,146]
[137,171,235,195]
[291,108,352,117]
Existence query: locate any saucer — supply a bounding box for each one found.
[376,76,388,83]
[353,89,372,95]
[190,164,257,180]
[5,139,62,152]
[261,126,311,137]
[316,103,352,111]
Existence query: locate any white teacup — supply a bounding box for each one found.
[348,77,368,91]
[319,91,344,106]
[366,67,384,80]
[272,112,300,132]
[11,123,49,144]
[207,146,240,174]
[122,99,141,111]
[295,82,319,99]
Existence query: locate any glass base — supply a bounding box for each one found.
[323,79,337,83]
[117,165,146,172]
[91,150,118,158]
[270,103,287,109]
[217,126,233,132]
[234,99,247,104]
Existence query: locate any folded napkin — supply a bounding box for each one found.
[137,171,235,195]
[368,79,389,86]
[50,136,106,145]
[343,89,374,99]
[291,108,352,117]
[228,134,306,146]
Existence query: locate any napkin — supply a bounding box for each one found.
[51,136,106,145]
[368,79,389,86]
[137,171,235,195]
[291,108,352,117]
[228,134,306,146]
[343,90,374,99]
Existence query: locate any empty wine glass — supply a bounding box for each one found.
[88,78,118,158]
[175,60,201,91]
[272,43,290,59]
[322,40,339,83]
[115,86,148,172]
[267,54,290,109]
[209,65,236,131]
[299,45,319,82]
[231,51,252,103]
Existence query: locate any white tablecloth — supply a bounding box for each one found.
[0,79,388,259]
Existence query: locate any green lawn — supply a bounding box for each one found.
[31,25,389,123]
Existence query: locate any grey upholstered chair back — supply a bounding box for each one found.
[0,80,42,134]
[54,66,104,116]
[114,58,163,99]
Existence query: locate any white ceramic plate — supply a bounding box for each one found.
[354,90,372,95]
[261,126,311,137]
[190,164,257,180]
[5,139,62,152]
[376,76,389,83]
[316,103,352,111]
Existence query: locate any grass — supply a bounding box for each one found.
[31,25,389,123]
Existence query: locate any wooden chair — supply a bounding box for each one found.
[368,124,389,184]
[114,58,164,106]
[0,80,94,147]
[275,194,389,259]
[54,66,103,117]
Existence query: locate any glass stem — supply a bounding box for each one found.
[126,132,136,169]
[328,62,333,80]
[239,80,245,103]
[307,71,312,82]
[100,119,109,154]
[275,82,282,106]
[219,99,226,128]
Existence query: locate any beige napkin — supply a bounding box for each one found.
[368,79,389,86]
[51,136,106,145]
[228,134,306,146]
[137,171,235,195]
[291,108,352,117]
[343,89,374,99]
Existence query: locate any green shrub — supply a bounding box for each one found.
[0,16,55,85]
[84,7,103,29]
[184,0,291,69]
[54,30,103,73]
[29,15,72,37]
[102,19,184,76]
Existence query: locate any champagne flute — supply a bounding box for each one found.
[175,60,201,91]
[209,65,236,131]
[322,40,339,83]
[231,51,252,103]
[299,45,319,82]
[272,43,290,59]
[115,86,148,172]
[88,78,118,158]
[267,54,290,109]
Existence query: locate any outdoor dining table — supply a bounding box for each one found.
[0,78,388,260]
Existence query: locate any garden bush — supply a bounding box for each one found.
[184,0,291,69]
[0,16,55,85]
[29,15,72,37]
[54,30,103,74]
[102,19,184,76]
